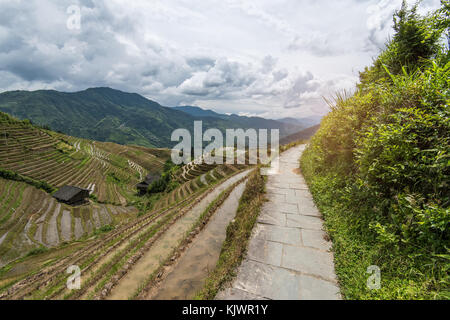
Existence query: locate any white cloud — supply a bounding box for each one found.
[0,0,443,118]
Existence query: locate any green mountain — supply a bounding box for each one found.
[0,88,303,148]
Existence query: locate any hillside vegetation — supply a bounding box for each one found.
[301,2,449,299]
[0,88,303,148]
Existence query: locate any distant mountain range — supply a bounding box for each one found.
[279,125,321,145]
[0,88,320,148]
[277,116,323,127]
[174,106,322,129]
[172,105,310,136]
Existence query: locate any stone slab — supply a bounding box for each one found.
[301,229,332,251]
[233,260,302,300]
[216,287,268,300]
[247,239,283,267]
[253,224,302,246]
[299,275,341,300]
[257,210,286,227]
[285,214,323,230]
[263,202,299,215]
[282,245,336,281]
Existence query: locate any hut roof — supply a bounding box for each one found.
[53,185,89,202]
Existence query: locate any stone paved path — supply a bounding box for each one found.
[217,145,341,300]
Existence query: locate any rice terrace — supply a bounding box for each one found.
[0,0,448,309]
[0,111,256,300]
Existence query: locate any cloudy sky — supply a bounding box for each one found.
[0,0,442,119]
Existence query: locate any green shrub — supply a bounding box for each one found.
[354,63,449,252]
[94,225,114,235]
[359,0,447,87]
[0,168,55,193]
[147,159,180,195]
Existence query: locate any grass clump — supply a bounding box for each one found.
[26,246,48,257]
[94,225,114,236]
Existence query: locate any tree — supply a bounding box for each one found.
[390,1,444,72]
[359,1,448,88]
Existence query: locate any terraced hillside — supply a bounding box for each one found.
[152,161,245,212]
[0,161,248,300]
[0,178,138,266]
[0,112,171,267]
[0,112,170,205]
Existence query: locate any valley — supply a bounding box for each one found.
[0,110,260,300]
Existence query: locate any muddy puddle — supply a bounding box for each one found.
[107,170,251,300]
[149,180,247,300]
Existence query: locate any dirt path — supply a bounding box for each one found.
[217,145,341,300]
[107,170,251,300]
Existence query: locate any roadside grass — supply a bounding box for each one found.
[194,169,266,300]
[300,158,450,300]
